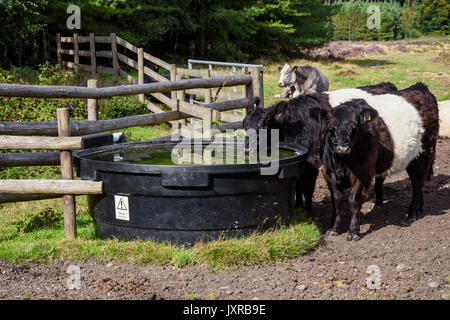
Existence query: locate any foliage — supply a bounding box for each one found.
[0,0,47,68]
[415,0,449,35]
[98,96,148,120]
[332,1,409,41]
[14,207,63,233]
[1,0,333,64]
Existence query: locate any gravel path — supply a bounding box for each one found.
[0,139,449,300]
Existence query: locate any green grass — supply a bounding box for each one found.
[1,40,447,269]
[0,198,320,270]
[263,42,449,105]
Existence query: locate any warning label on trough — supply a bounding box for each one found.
[114,195,130,221]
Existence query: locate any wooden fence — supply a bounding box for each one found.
[0,74,258,239]
[46,32,262,131]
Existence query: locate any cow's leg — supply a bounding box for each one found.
[373,176,385,209]
[295,176,304,209]
[302,166,318,214]
[327,185,344,236]
[406,156,428,221]
[347,181,365,242]
[274,87,291,99]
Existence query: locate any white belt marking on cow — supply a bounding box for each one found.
[326,89,424,176]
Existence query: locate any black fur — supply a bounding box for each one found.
[317,83,439,241]
[243,83,398,213]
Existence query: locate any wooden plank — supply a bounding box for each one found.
[212,89,243,100]
[96,50,113,58]
[117,52,138,69]
[0,180,103,195]
[60,36,74,43]
[185,88,242,100]
[78,50,91,57]
[94,36,111,43]
[57,108,77,240]
[78,36,90,43]
[0,152,60,167]
[89,33,96,77]
[210,70,237,77]
[143,52,170,70]
[177,68,204,77]
[145,100,165,114]
[115,36,138,53]
[87,79,98,121]
[249,66,260,101]
[119,68,137,84]
[219,112,242,123]
[0,99,253,137]
[169,65,177,100]
[110,33,119,81]
[60,49,76,55]
[144,66,168,82]
[0,111,190,136]
[0,75,253,99]
[0,135,82,150]
[0,193,60,204]
[138,48,144,103]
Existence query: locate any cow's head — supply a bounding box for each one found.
[243,98,286,152]
[243,97,265,131]
[277,63,297,87]
[311,99,378,157]
[243,97,267,150]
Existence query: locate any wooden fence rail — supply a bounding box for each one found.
[0,180,103,195]
[0,75,252,98]
[46,32,263,134]
[0,97,254,136]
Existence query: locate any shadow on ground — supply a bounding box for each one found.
[310,174,450,239]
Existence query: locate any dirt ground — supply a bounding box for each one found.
[0,139,449,300]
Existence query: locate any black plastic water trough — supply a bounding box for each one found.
[73,138,307,244]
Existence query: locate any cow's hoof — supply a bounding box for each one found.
[407,214,418,222]
[326,229,339,237]
[347,233,360,242]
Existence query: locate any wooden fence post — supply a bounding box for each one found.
[242,67,248,117]
[176,74,187,129]
[89,33,96,78]
[110,33,119,81]
[138,48,144,103]
[87,79,98,121]
[169,64,178,133]
[57,108,77,240]
[202,108,212,139]
[73,33,79,69]
[56,33,62,69]
[203,69,212,104]
[249,67,260,101]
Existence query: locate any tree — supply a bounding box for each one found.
[415,0,449,34]
[0,0,47,67]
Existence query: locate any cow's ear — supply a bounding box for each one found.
[309,107,328,123]
[278,66,282,71]
[359,108,378,124]
[247,97,261,112]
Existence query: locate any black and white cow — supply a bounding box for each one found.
[243,83,398,213]
[274,63,329,98]
[311,83,439,241]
